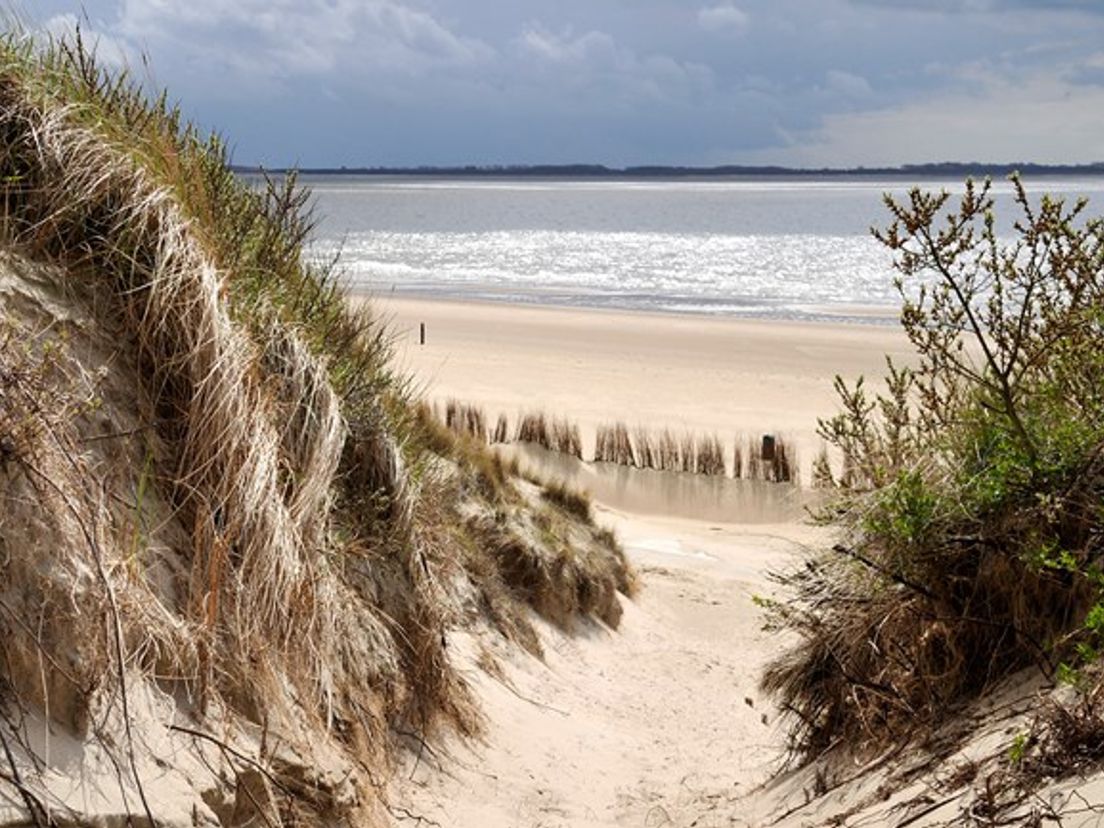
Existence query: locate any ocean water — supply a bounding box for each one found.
[303,175,1104,322]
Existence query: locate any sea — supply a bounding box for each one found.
[303,175,1104,324]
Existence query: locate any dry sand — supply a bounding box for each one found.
[368,297,913,424]
[367,296,913,474]
[394,510,832,827]
[370,296,914,825]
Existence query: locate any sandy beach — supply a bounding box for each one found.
[365,296,914,475]
[368,295,915,825]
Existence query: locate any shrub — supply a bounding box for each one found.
[763,177,1104,760]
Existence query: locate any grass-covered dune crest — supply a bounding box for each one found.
[0,30,633,827]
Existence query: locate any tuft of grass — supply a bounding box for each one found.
[516,411,551,448]
[445,398,487,442]
[633,426,656,470]
[744,434,797,483]
[491,413,510,444]
[594,422,636,466]
[732,437,744,479]
[541,479,593,522]
[678,432,696,473]
[695,433,726,476]
[551,417,583,459]
[657,428,680,471]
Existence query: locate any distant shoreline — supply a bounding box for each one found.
[346,285,901,326]
[234,161,1104,179]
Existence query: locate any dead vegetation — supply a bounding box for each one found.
[695,433,726,476]
[445,398,487,441]
[595,422,636,466]
[551,417,583,458]
[541,478,593,522]
[658,428,681,470]
[515,411,551,448]
[0,31,635,828]
[491,413,509,443]
[744,434,796,483]
[428,403,802,485]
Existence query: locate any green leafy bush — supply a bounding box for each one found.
[763,176,1104,759]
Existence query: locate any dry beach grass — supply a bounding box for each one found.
[0,31,633,827]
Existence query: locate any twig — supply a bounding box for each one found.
[894,793,961,827]
[832,544,937,601]
[389,804,442,826]
[167,724,293,797]
[0,724,53,828]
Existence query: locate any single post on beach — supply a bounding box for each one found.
[761,434,776,461]
[420,321,426,345]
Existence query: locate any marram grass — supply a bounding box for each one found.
[0,28,632,826]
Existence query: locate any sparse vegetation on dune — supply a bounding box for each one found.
[695,433,726,476]
[633,425,656,469]
[679,431,696,472]
[743,434,796,483]
[657,428,681,471]
[428,401,805,485]
[763,178,1104,779]
[541,478,594,522]
[595,421,636,466]
[515,410,551,448]
[0,31,633,827]
[446,397,488,441]
[491,412,510,443]
[551,416,583,458]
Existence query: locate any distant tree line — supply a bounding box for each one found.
[232,161,1104,179]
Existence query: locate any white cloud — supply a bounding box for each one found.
[106,0,493,85]
[518,28,619,68]
[733,67,1104,166]
[697,4,749,33]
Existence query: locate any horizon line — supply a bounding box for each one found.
[231,160,1104,178]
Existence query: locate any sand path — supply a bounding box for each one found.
[393,507,829,827]
[374,297,892,825]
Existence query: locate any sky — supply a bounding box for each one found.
[24,0,1104,168]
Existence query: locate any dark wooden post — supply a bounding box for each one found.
[419,322,425,345]
[761,434,776,461]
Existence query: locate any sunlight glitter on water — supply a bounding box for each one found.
[313,230,899,319]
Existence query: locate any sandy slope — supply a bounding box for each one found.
[377,296,1104,828]
[393,507,831,827]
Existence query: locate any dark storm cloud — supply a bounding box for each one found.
[21,0,1104,167]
